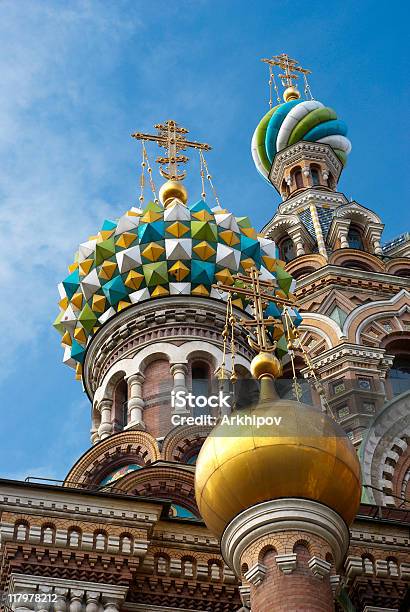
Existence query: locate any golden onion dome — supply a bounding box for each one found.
[195,397,362,538]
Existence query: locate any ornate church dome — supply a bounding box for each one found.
[252,98,352,182]
[195,397,362,538]
[53,180,298,378]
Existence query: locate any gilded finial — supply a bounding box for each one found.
[132,119,211,182]
[261,53,312,103]
[158,179,188,208]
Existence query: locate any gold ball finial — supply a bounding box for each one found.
[250,351,283,379]
[159,180,188,208]
[283,86,301,102]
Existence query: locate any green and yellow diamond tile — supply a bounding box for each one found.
[275,334,289,358]
[168,260,190,282]
[218,229,240,247]
[143,261,168,287]
[142,200,163,214]
[115,231,138,250]
[235,216,252,229]
[53,311,65,335]
[275,266,294,294]
[150,284,169,298]
[191,209,214,222]
[123,269,145,291]
[141,241,166,263]
[78,302,98,333]
[165,220,191,238]
[192,240,216,261]
[94,237,116,266]
[191,221,217,242]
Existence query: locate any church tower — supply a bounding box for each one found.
[252,55,410,462]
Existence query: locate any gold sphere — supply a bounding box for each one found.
[283,86,301,102]
[158,180,188,207]
[250,352,283,379]
[195,399,362,537]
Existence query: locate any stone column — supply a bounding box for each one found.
[98,399,113,440]
[126,373,145,427]
[170,363,189,414]
[54,588,68,612]
[372,238,383,255]
[69,590,84,612]
[288,228,306,257]
[309,204,328,259]
[85,592,100,612]
[221,499,349,612]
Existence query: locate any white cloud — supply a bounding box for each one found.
[0,2,141,379]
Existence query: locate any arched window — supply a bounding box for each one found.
[279,237,295,262]
[281,179,290,198]
[294,169,303,189]
[68,528,81,548]
[94,531,107,552]
[389,355,410,396]
[41,525,55,545]
[347,227,364,250]
[120,534,133,554]
[191,361,211,416]
[15,522,28,542]
[310,165,320,186]
[113,378,128,430]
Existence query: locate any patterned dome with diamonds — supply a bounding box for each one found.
[53,193,301,379]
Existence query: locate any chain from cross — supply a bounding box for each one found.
[132,119,211,181]
[213,267,297,354]
[261,53,311,88]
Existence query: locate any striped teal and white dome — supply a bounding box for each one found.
[252,99,351,182]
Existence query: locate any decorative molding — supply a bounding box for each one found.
[84,297,253,397]
[244,562,267,586]
[275,552,297,574]
[220,498,350,576]
[308,556,332,579]
[330,574,341,597]
[238,585,251,608]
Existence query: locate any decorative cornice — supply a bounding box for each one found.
[275,552,297,574]
[84,297,253,397]
[220,498,350,576]
[244,562,267,586]
[269,141,342,192]
[308,556,332,579]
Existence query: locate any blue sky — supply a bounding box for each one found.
[0,0,408,480]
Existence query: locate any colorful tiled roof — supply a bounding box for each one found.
[54,198,300,378]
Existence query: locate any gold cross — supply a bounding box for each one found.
[132,119,211,181]
[213,267,297,353]
[261,53,311,88]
